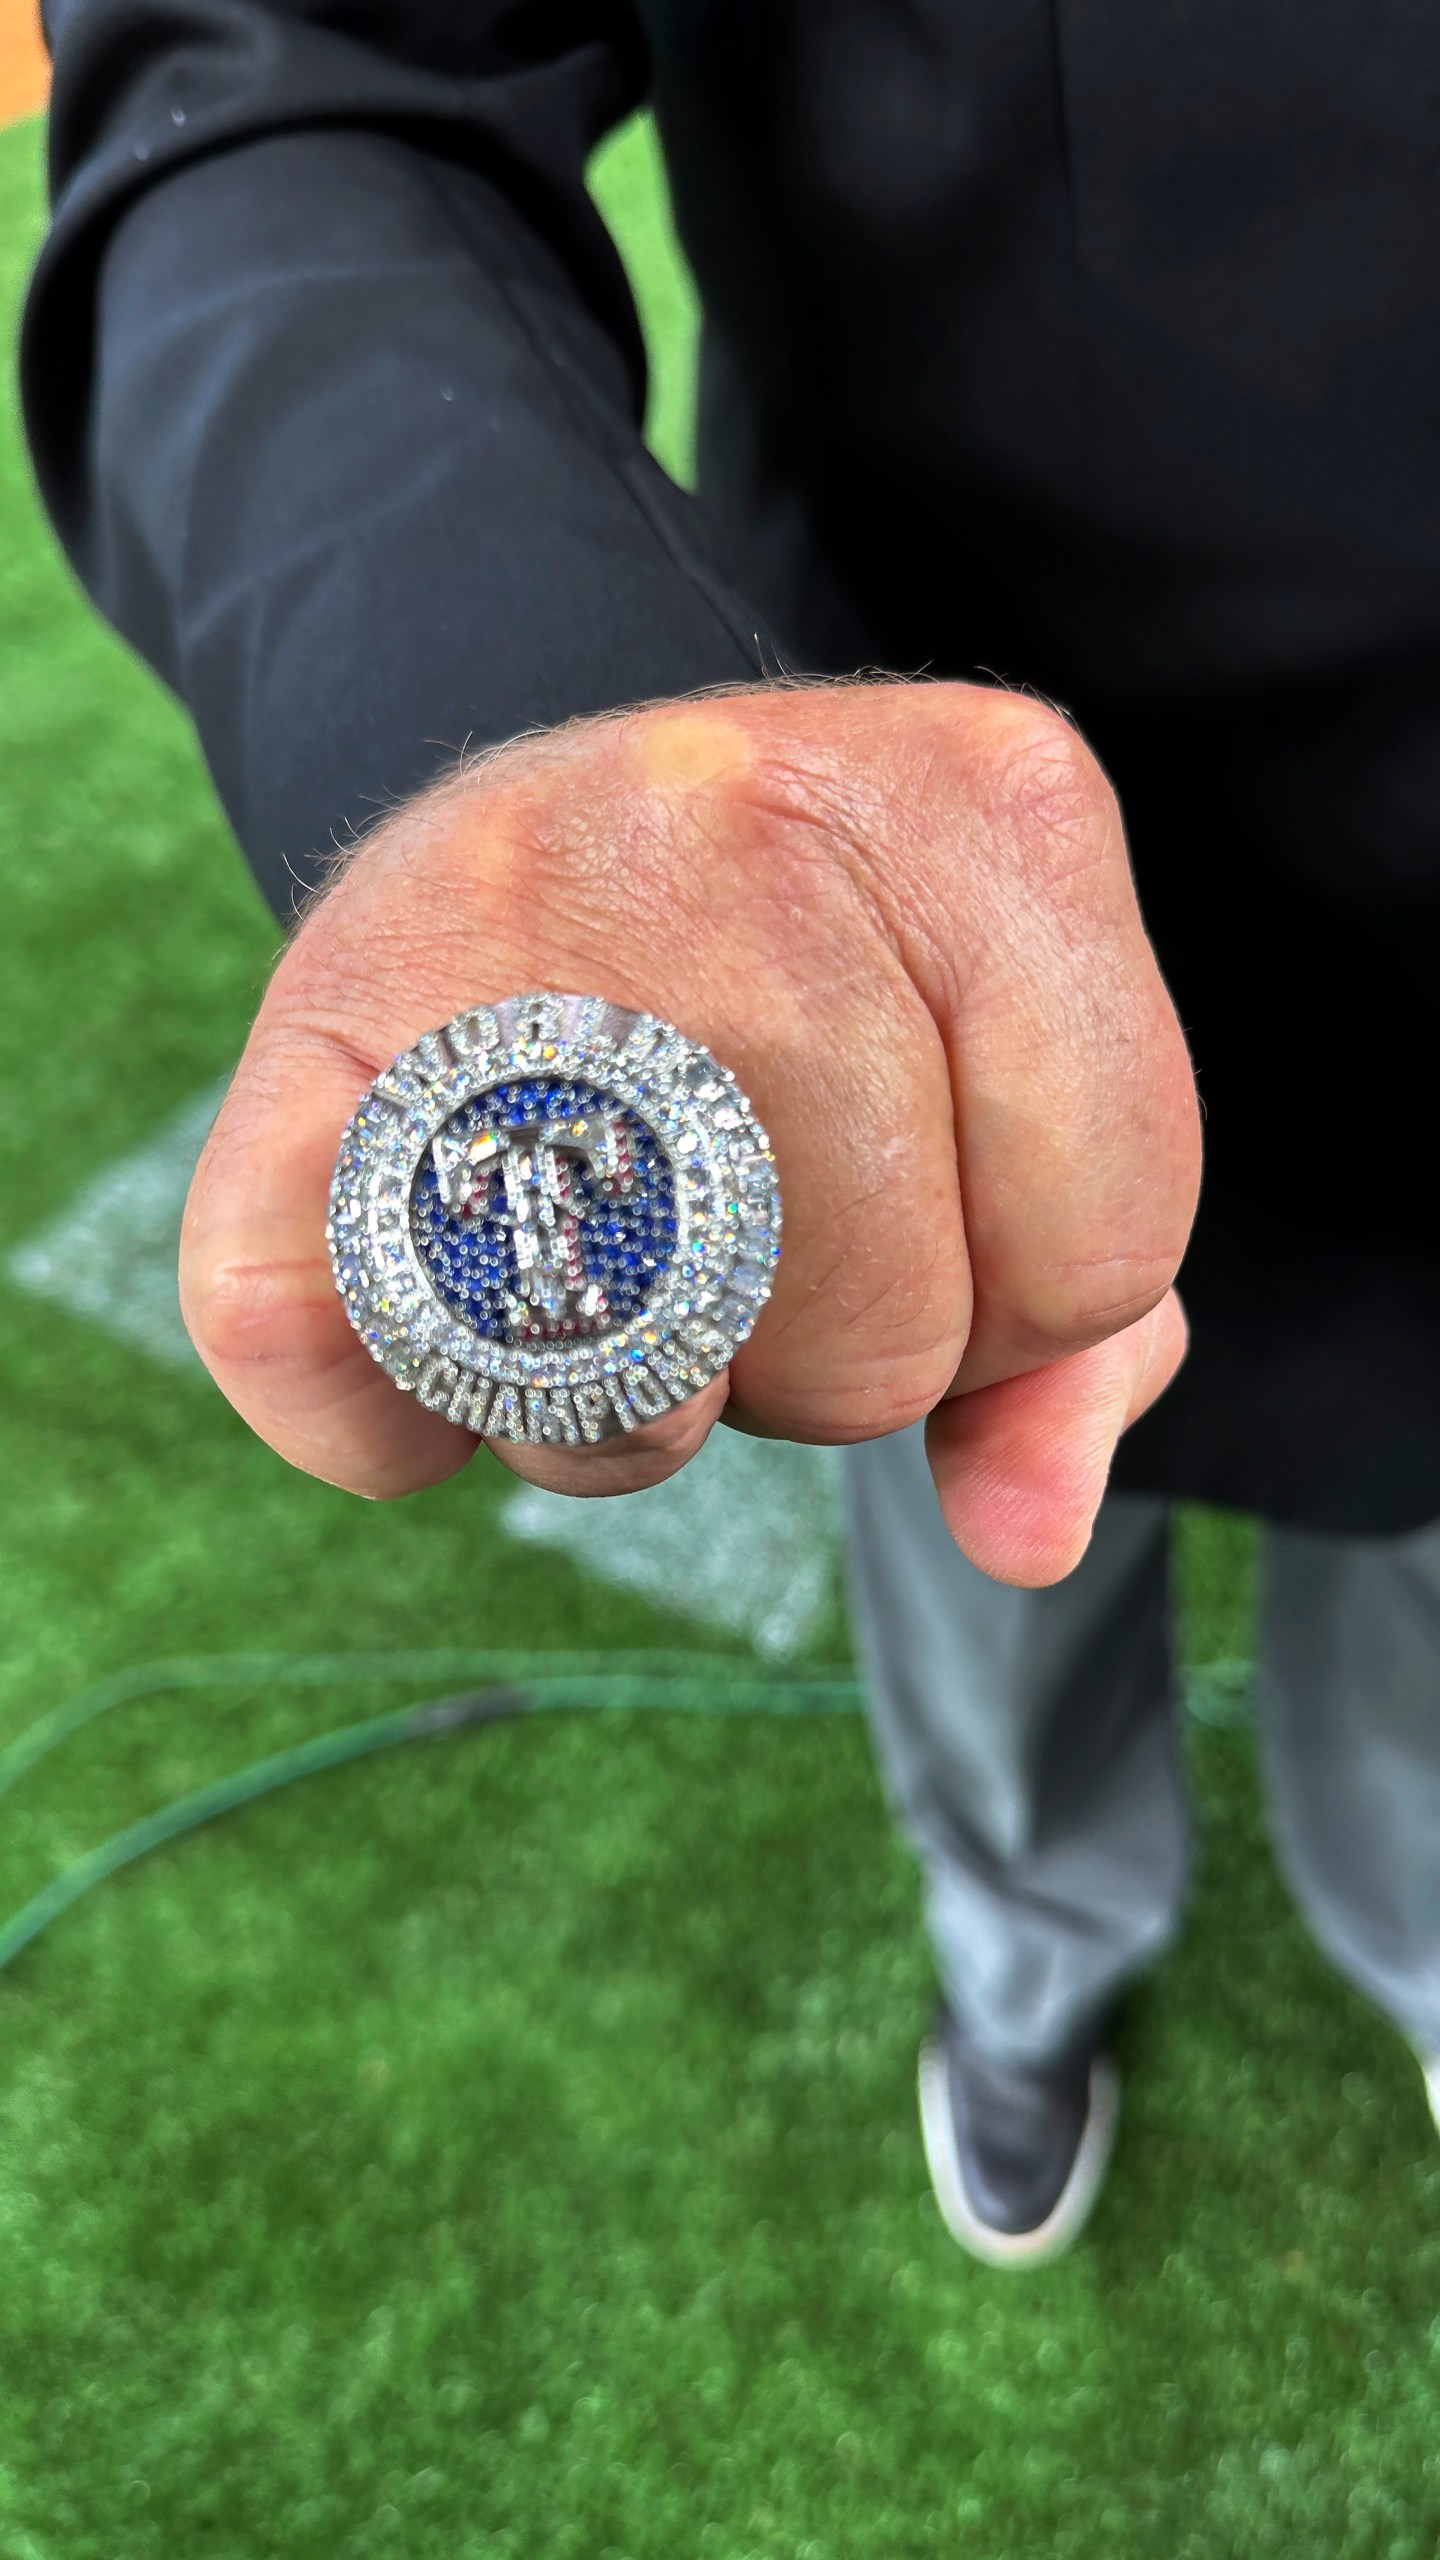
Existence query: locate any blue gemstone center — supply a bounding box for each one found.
[411,1078,678,1344]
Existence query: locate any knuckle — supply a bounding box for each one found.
[973,695,1121,878]
[1003,1254,1181,1362]
[749,1352,960,1447]
[181,1252,345,1377]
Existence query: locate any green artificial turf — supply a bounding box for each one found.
[2,110,1438,2560]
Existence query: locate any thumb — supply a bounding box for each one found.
[924,1290,1188,1587]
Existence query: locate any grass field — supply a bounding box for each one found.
[2,109,1438,2560]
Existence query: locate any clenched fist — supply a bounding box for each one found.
[180,682,1201,1586]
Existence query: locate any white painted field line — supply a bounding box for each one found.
[504,1436,842,1658]
[5,1083,845,1655]
[7,1077,230,1368]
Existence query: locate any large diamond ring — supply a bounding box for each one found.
[327,992,781,1444]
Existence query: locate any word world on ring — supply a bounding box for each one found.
[327,992,781,1446]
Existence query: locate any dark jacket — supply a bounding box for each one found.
[22,0,1440,1535]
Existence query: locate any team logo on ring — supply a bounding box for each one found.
[328,992,781,1444]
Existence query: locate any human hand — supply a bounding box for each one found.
[180,683,1200,1586]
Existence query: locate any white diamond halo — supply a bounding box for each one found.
[327,992,782,1446]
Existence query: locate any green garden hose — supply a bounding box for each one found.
[0,1640,1250,1977]
[0,1652,864,1976]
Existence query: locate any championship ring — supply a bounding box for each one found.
[327,992,781,1444]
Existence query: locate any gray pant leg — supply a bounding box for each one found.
[1260,1512,1440,2055]
[844,1424,1187,2069]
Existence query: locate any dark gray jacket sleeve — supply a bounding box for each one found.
[21,0,766,915]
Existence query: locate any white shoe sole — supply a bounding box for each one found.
[918,2042,1121,2269]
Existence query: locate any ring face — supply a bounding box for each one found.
[327,993,781,1445]
[412,1079,679,1344]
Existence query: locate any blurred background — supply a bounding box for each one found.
[1,8,1436,2554]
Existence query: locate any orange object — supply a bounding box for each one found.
[0,0,48,123]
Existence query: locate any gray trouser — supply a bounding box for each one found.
[844,1424,1440,2068]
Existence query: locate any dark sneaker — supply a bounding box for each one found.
[918,2010,1120,2268]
